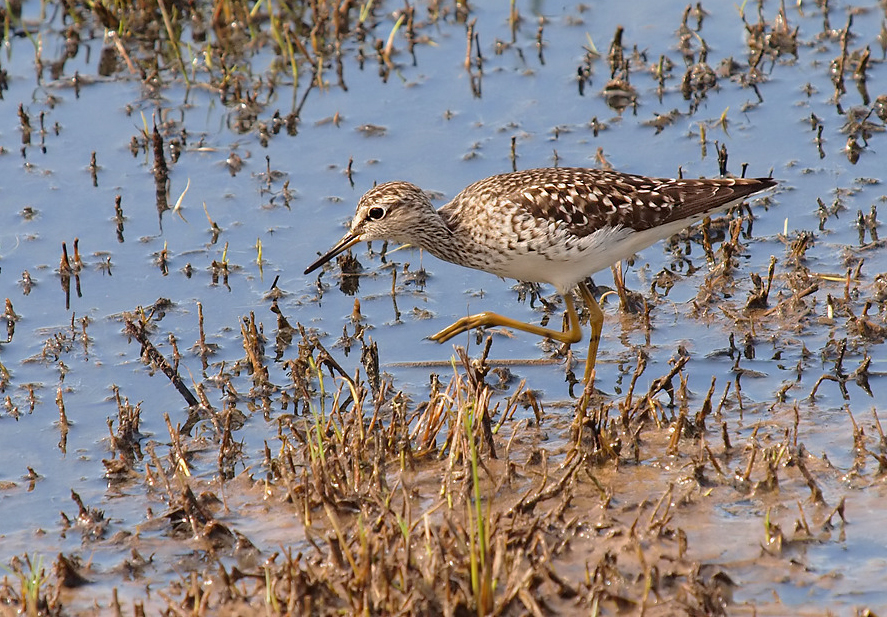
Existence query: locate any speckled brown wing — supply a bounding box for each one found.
[479,168,774,237]
[654,176,777,224]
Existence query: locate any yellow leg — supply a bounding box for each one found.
[431,294,583,345]
[576,282,603,385]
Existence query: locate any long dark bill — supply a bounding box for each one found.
[304,232,362,275]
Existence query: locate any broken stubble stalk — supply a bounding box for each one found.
[306,355,327,465]
[465,395,494,615]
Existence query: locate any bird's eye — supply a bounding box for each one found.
[367,206,385,220]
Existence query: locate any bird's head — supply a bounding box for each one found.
[304,181,434,275]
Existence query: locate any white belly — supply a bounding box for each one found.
[482,216,713,294]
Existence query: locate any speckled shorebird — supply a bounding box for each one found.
[305,168,776,386]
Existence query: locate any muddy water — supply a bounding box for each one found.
[0,0,886,614]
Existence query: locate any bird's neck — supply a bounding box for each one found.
[417,212,455,249]
[409,204,470,266]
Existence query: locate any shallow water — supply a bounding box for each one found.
[1,0,886,613]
